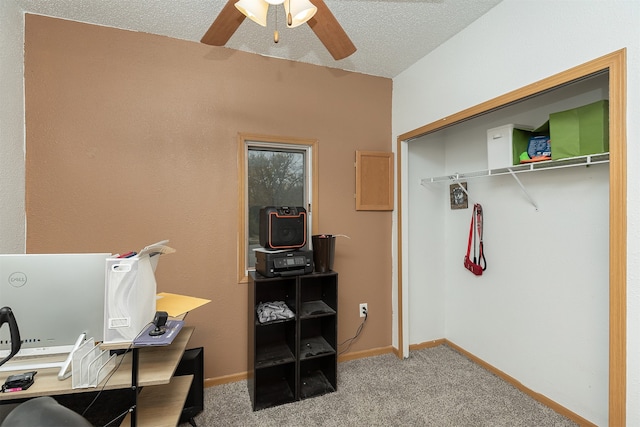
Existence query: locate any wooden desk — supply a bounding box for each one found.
[0,327,194,427]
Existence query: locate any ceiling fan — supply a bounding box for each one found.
[200,0,357,60]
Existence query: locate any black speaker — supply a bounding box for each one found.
[175,347,204,426]
[259,206,307,250]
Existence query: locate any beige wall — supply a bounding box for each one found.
[24,14,392,380]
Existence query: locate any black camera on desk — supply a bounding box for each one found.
[149,311,168,336]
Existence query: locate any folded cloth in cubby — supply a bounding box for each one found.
[256,301,294,323]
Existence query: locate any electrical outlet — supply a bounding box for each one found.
[359,303,368,317]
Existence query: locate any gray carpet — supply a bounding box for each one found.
[185,344,578,427]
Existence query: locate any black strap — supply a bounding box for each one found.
[474,204,487,271]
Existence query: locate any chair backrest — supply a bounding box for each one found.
[0,396,92,427]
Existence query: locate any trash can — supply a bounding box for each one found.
[312,234,335,273]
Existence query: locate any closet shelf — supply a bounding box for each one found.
[420,152,609,185]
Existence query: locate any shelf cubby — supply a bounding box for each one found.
[255,321,296,368]
[299,356,337,400]
[253,363,296,411]
[299,316,337,360]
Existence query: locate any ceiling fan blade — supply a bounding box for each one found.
[201,0,246,46]
[307,0,356,60]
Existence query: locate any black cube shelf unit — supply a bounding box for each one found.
[248,271,338,411]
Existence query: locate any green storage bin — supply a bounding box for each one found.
[550,100,609,160]
[512,128,532,165]
[511,123,549,165]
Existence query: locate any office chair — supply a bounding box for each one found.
[0,396,92,427]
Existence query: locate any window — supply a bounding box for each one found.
[238,134,318,283]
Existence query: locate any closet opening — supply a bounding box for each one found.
[395,49,626,426]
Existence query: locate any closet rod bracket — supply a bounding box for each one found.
[507,168,538,211]
[454,177,475,205]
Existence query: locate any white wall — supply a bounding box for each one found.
[406,133,446,343]
[0,0,26,253]
[392,0,640,425]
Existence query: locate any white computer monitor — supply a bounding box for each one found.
[0,253,110,358]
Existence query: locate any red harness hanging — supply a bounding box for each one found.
[464,203,487,276]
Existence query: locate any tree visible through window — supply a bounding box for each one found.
[247,147,305,267]
[238,134,317,283]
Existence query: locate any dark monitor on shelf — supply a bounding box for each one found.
[175,347,204,424]
[0,253,110,358]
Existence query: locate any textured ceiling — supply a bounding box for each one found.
[16,0,503,78]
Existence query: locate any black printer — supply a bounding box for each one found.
[255,250,313,278]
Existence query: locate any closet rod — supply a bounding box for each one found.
[419,152,609,211]
[419,152,609,186]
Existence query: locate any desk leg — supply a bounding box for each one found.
[131,348,139,427]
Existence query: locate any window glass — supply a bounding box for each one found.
[237,135,317,283]
[247,147,306,267]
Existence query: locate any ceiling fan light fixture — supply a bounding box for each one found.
[285,0,318,28]
[264,0,285,4]
[235,0,269,27]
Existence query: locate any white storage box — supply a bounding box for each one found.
[487,124,533,169]
[103,241,175,344]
